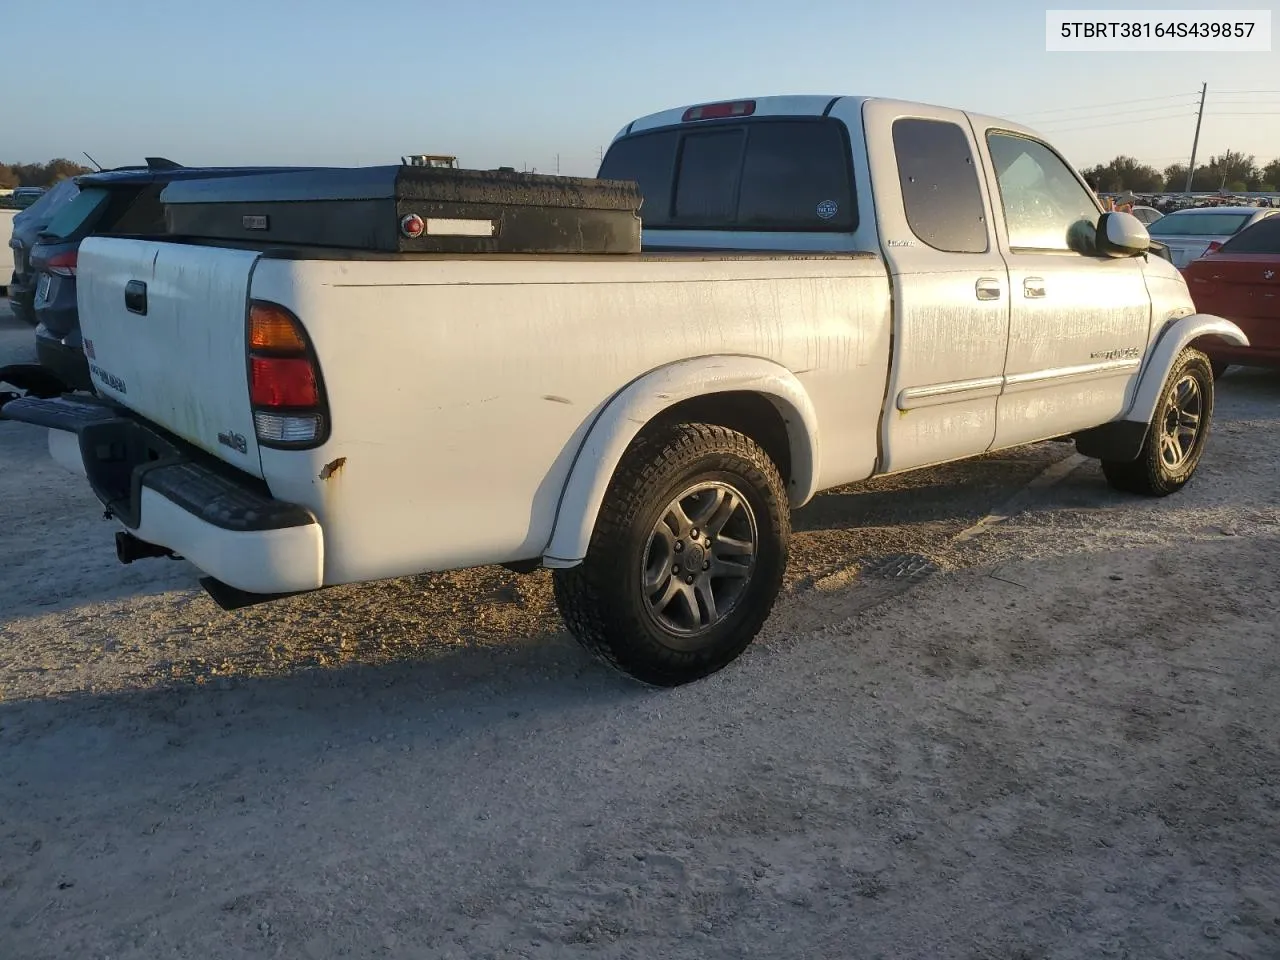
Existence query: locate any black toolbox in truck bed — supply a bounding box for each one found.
[159,165,642,255]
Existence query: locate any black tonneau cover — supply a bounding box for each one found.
[160,165,642,255]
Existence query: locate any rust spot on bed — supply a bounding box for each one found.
[319,457,347,480]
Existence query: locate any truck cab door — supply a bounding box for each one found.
[980,130,1153,448]
[862,102,1011,474]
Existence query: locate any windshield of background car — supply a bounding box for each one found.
[1147,213,1252,237]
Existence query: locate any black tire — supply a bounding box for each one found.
[553,422,790,687]
[1101,347,1214,497]
[1210,360,1230,380]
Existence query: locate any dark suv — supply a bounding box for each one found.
[8,178,82,324]
[31,162,315,390]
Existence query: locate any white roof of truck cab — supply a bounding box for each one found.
[624,95,864,133]
[620,95,1042,143]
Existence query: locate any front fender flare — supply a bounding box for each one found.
[1125,313,1247,426]
[541,356,821,568]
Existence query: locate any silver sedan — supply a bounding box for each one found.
[1146,206,1280,268]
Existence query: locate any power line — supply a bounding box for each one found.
[1039,112,1196,135]
[1032,103,1200,126]
[1008,92,1197,119]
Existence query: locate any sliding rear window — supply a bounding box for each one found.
[598,118,856,232]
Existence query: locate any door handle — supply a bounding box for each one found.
[125,280,148,315]
[975,278,1002,301]
[1023,277,1046,299]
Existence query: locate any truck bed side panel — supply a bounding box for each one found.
[249,256,892,586]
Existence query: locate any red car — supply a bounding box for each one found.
[1182,216,1280,376]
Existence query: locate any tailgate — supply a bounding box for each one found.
[77,237,266,477]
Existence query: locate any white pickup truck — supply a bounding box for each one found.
[0,95,1248,686]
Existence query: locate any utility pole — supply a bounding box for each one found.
[1185,82,1207,194]
[555,154,560,175]
[596,145,604,166]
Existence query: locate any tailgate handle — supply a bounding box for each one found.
[124,280,148,316]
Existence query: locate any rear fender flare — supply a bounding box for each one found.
[1125,313,1248,425]
[542,356,820,568]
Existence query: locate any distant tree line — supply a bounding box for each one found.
[0,159,95,189]
[1083,152,1280,194]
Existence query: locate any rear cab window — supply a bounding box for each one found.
[598,117,856,232]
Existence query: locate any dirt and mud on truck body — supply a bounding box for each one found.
[0,95,1246,686]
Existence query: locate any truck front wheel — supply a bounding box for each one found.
[1101,346,1214,497]
[553,422,790,686]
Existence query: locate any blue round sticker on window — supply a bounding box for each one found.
[816,200,839,220]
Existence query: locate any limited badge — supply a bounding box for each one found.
[816,200,839,220]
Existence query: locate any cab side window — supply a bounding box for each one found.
[986,133,1101,255]
[892,118,989,254]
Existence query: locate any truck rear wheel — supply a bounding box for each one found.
[1101,347,1213,497]
[553,422,790,687]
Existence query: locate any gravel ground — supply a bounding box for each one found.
[2,305,1279,959]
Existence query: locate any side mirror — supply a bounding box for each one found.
[1096,211,1151,257]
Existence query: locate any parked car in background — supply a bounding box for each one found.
[8,186,47,210]
[1182,215,1280,376]
[30,163,319,390]
[1147,205,1280,268]
[0,209,15,296]
[1129,205,1164,226]
[8,179,82,324]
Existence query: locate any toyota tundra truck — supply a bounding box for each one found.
[0,95,1248,686]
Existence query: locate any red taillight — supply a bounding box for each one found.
[47,250,78,277]
[246,301,327,447]
[682,100,756,122]
[249,356,318,407]
[1204,241,1223,255]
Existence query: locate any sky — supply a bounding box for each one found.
[6,0,1279,177]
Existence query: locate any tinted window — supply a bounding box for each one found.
[892,118,988,253]
[674,130,743,222]
[738,121,855,229]
[40,185,159,240]
[1147,213,1254,237]
[41,188,112,240]
[598,118,855,232]
[598,129,677,223]
[106,185,165,234]
[987,133,1101,254]
[1218,215,1280,254]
